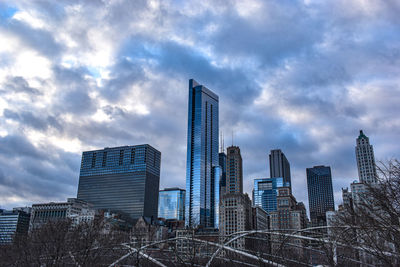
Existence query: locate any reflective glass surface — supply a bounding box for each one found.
[185,79,219,228]
[253,177,283,214]
[158,189,185,220]
[77,145,161,219]
[306,166,334,225]
[0,211,29,244]
[213,166,221,228]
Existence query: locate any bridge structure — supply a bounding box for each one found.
[99,226,394,267]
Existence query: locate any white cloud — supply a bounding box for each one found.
[0,0,399,211]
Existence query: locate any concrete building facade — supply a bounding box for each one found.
[225,146,243,194]
[29,198,95,230]
[219,193,252,250]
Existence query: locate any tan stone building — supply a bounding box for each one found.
[219,193,252,250]
[269,187,307,255]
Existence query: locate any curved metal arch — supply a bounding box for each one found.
[108,226,400,267]
[206,226,400,267]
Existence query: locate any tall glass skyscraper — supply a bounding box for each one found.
[77,145,161,220]
[185,79,220,228]
[306,165,335,226]
[252,177,284,214]
[158,188,185,221]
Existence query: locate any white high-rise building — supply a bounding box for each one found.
[355,130,377,184]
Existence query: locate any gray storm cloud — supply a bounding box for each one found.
[0,0,399,210]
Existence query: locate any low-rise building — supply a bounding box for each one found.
[175,228,219,259]
[158,188,185,221]
[251,206,270,253]
[0,209,30,244]
[29,198,95,230]
[131,217,168,247]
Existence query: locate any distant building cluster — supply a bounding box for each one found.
[0,79,379,264]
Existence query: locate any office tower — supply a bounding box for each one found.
[269,149,291,187]
[355,130,377,184]
[158,188,186,221]
[225,146,243,194]
[219,145,250,249]
[219,152,227,196]
[30,198,95,230]
[269,187,307,254]
[252,177,284,214]
[77,145,161,219]
[0,209,30,244]
[219,193,252,249]
[306,166,335,226]
[218,152,226,196]
[185,79,220,228]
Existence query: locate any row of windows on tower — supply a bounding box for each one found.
[89,149,158,168]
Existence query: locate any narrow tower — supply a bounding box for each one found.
[269,149,291,187]
[225,146,243,194]
[355,130,377,184]
[185,79,220,228]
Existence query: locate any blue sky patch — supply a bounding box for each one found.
[0,4,17,21]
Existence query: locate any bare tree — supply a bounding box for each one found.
[332,160,400,266]
[0,218,132,267]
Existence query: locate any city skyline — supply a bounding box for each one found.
[1,1,400,212]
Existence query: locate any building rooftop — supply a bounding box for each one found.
[161,187,185,191]
[357,130,369,140]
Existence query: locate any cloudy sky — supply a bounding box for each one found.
[0,0,399,211]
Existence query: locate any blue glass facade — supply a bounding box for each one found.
[77,145,161,220]
[306,165,335,226]
[158,188,185,220]
[0,210,30,244]
[253,177,283,214]
[185,79,220,228]
[213,166,221,229]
